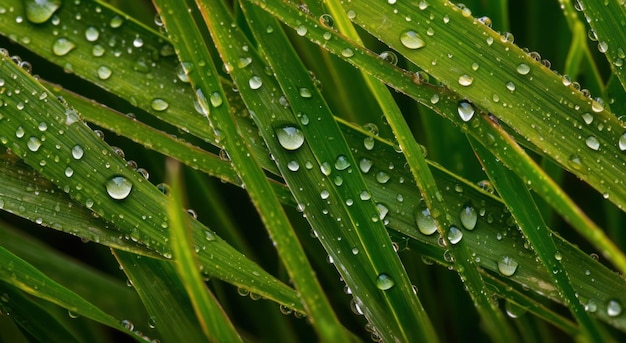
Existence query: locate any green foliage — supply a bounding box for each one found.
[0,0,624,341]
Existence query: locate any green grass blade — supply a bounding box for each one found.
[0,246,137,338]
[204,1,434,340]
[152,0,351,340]
[471,136,605,341]
[166,159,242,342]
[0,51,301,313]
[114,250,209,343]
[577,0,626,91]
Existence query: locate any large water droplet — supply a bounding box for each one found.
[619,133,626,151]
[359,158,373,173]
[585,136,600,150]
[415,208,437,235]
[457,101,475,122]
[607,300,622,317]
[458,74,474,86]
[375,171,390,184]
[400,30,426,49]
[334,155,350,170]
[52,38,76,56]
[581,112,593,125]
[276,126,305,150]
[447,226,463,244]
[249,75,263,89]
[85,27,100,42]
[106,176,133,200]
[460,203,477,230]
[375,273,395,291]
[516,63,530,75]
[27,136,42,152]
[151,98,169,111]
[97,65,112,80]
[71,145,84,160]
[497,256,518,276]
[25,0,61,24]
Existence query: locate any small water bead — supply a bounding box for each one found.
[320,190,330,200]
[363,136,375,150]
[52,38,75,56]
[334,155,350,170]
[598,41,609,53]
[460,203,477,230]
[497,256,519,276]
[607,300,622,317]
[375,171,390,184]
[333,175,343,186]
[375,273,395,291]
[506,81,516,92]
[319,14,334,28]
[379,51,398,65]
[415,208,437,235]
[25,0,61,24]
[27,137,42,152]
[296,25,308,36]
[320,162,332,176]
[85,27,100,42]
[210,92,223,107]
[133,37,144,48]
[581,112,594,125]
[458,74,473,86]
[457,101,475,122]
[341,48,354,58]
[72,145,84,159]
[92,44,105,57]
[109,16,124,28]
[400,30,426,50]
[430,94,440,104]
[619,133,626,151]
[376,203,389,220]
[106,176,133,200]
[447,226,463,244]
[516,63,530,75]
[299,88,312,98]
[97,66,112,80]
[286,160,300,172]
[276,126,305,150]
[585,136,600,150]
[346,9,356,19]
[359,158,373,173]
[15,126,25,138]
[151,98,169,112]
[360,191,371,201]
[568,154,583,170]
[249,75,263,89]
[591,98,604,112]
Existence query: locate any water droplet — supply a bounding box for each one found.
[607,300,622,317]
[506,81,516,92]
[64,166,74,177]
[360,190,371,200]
[591,98,604,112]
[375,273,395,291]
[376,203,389,220]
[320,162,332,176]
[72,145,84,159]
[447,226,463,244]
[363,136,375,150]
[359,158,373,173]
[296,25,308,36]
[287,160,300,172]
[460,203,477,230]
[375,171,390,184]
[458,74,473,86]
[400,30,426,49]
[457,101,475,122]
[15,126,25,138]
[276,126,305,150]
[151,98,169,111]
[106,176,133,200]
[581,112,593,125]
[27,137,41,152]
[335,155,350,170]
[52,38,75,56]
[341,48,354,57]
[25,0,61,24]
[97,65,112,80]
[498,256,519,276]
[319,14,334,28]
[415,208,437,235]
[585,299,598,312]
[598,41,609,53]
[110,16,124,28]
[133,37,144,48]
[299,88,312,98]
[249,75,263,89]
[320,190,330,200]
[210,92,223,107]
[618,133,626,151]
[379,51,398,65]
[568,154,583,170]
[585,136,600,150]
[85,27,100,42]
[516,63,530,75]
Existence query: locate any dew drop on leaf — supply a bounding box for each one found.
[607,300,622,317]
[85,27,100,42]
[276,125,305,150]
[585,136,600,150]
[27,136,41,152]
[457,101,475,122]
[415,208,437,235]
[71,145,84,160]
[497,256,519,276]
[25,0,61,24]
[106,176,133,200]
[52,38,76,56]
[619,133,626,151]
[460,203,477,230]
[375,273,395,291]
[516,63,530,75]
[458,74,474,86]
[249,75,263,89]
[151,98,169,111]
[581,112,593,125]
[400,30,426,50]
[334,155,350,170]
[447,226,463,244]
[97,65,112,80]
